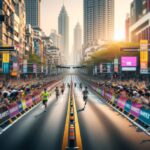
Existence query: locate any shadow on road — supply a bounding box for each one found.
[77,108,85,113]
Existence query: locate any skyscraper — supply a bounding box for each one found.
[74,23,82,64]
[58,5,69,57]
[84,0,114,47]
[25,0,41,28]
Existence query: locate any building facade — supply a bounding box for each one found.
[50,29,62,50]
[26,24,34,55]
[125,14,130,42]
[25,0,41,28]
[58,5,69,57]
[84,0,114,47]
[74,22,82,65]
[15,0,26,59]
[130,0,150,43]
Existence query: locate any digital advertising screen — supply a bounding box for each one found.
[121,57,137,67]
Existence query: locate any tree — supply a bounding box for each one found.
[85,42,139,66]
[28,54,41,65]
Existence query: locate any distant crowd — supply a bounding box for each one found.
[0,77,60,109]
[90,79,150,109]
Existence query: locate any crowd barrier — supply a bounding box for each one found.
[90,85,150,127]
[0,80,61,126]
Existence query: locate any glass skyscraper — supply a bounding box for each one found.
[84,0,114,47]
[58,5,69,57]
[25,0,41,28]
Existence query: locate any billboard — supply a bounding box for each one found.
[114,58,119,73]
[140,40,148,74]
[121,57,137,67]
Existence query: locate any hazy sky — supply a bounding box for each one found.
[41,0,133,49]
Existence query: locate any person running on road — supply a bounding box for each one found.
[41,88,49,111]
[67,83,70,88]
[55,86,60,100]
[74,82,77,88]
[61,84,65,94]
[80,83,82,90]
[82,87,89,110]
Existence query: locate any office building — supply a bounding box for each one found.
[130,0,150,43]
[84,0,114,47]
[58,5,69,57]
[25,0,41,28]
[74,22,82,64]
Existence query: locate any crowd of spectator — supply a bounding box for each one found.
[89,79,150,109]
[0,76,61,109]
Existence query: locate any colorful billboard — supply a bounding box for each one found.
[140,40,148,74]
[121,57,137,67]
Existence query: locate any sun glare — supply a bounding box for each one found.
[114,31,125,41]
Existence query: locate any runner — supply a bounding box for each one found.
[67,83,70,88]
[61,84,65,94]
[82,87,89,110]
[41,88,49,112]
[74,82,77,88]
[55,86,60,100]
[79,83,82,90]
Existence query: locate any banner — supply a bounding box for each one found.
[3,53,10,63]
[140,40,148,74]
[2,63,9,74]
[114,58,119,73]
[34,95,41,102]
[139,108,150,126]
[26,98,33,107]
[124,100,132,113]
[110,95,115,103]
[97,88,101,95]
[117,98,127,109]
[21,99,27,110]
[0,107,9,123]
[17,101,23,112]
[101,90,105,96]
[106,93,112,101]
[107,64,111,73]
[13,63,18,70]
[130,103,142,118]
[100,64,103,73]
[23,65,27,73]
[33,64,37,73]
[9,104,19,118]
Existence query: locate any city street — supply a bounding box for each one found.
[0,76,150,150]
[0,78,70,150]
[1,0,150,150]
[73,76,150,150]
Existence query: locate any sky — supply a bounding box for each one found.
[41,0,133,49]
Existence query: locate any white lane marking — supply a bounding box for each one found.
[89,87,150,136]
[75,76,150,136]
[0,79,68,135]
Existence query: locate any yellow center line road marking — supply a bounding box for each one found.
[62,91,70,150]
[73,92,83,150]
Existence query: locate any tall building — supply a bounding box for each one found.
[129,0,150,43]
[125,14,130,42]
[50,29,62,50]
[25,0,41,28]
[58,5,69,57]
[74,22,82,64]
[84,0,114,47]
[130,0,143,25]
[15,0,26,57]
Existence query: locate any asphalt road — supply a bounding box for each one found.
[1,75,150,150]
[73,76,150,150]
[0,78,70,150]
